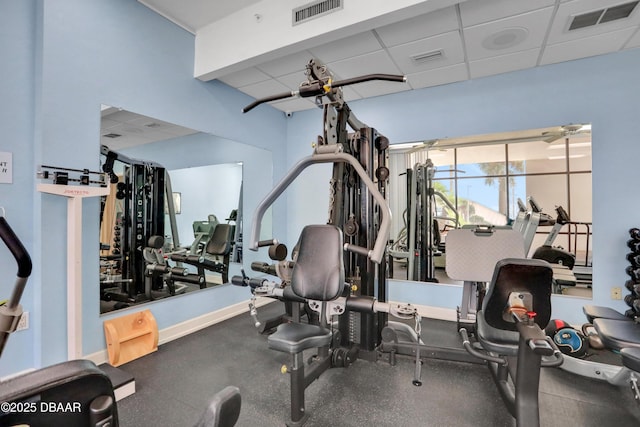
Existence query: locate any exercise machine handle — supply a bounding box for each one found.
[251,261,277,276]
[231,275,266,290]
[249,150,392,264]
[0,215,32,358]
[459,328,508,366]
[0,217,32,280]
[242,91,296,113]
[242,73,406,113]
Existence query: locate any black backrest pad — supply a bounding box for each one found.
[483,258,553,331]
[206,224,235,256]
[291,225,345,301]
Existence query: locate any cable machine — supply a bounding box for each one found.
[241,59,405,358]
[100,145,180,304]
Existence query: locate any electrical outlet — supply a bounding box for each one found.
[16,311,28,331]
[611,287,622,300]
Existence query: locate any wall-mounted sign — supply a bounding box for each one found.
[0,152,12,184]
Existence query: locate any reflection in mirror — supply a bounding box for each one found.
[389,124,592,297]
[98,107,243,314]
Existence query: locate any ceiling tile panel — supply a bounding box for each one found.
[464,7,555,61]
[387,31,464,74]
[326,50,403,80]
[309,31,382,63]
[547,0,640,45]
[375,6,459,48]
[340,87,363,102]
[147,0,640,113]
[275,71,314,91]
[626,29,640,48]
[469,48,540,79]
[540,26,637,65]
[347,80,410,99]
[270,97,317,113]
[238,78,291,99]
[256,50,315,77]
[406,63,468,89]
[218,67,271,87]
[460,0,556,27]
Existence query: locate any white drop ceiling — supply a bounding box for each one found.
[139,0,640,113]
[100,106,199,150]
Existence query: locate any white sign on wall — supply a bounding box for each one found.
[0,152,12,184]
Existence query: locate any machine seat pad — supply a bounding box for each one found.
[620,348,640,372]
[593,318,640,351]
[194,385,241,427]
[205,224,234,256]
[583,305,629,323]
[477,311,520,356]
[268,322,332,354]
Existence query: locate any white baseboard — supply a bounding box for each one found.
[84,297,274,366]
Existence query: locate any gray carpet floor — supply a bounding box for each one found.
[116,301,640,427]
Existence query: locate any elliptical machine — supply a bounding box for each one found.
[531,202,576,269]
[0,213,120,426]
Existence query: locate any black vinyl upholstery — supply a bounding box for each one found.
[476,311,521,356]
[0,360,118,426]
[593,318,640,351]
[483,258,553,332]
[206,224,235,256]
[172,224,234,263]
[194,386,241,427]
[268,225,344,354]
[478,259,553,354]
[620,347,640,372]
[290,224,344,302]
[582,305,629,323]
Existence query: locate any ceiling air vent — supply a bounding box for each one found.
[293,0,343,25]
[103,133,122,138]
[410,50,444,64]
[569,1,639,31]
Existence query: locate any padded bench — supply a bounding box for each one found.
[583,305,630,323]
[593,318,640,351]
[620,347,640,373]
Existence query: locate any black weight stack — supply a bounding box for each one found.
[624,228,640,318]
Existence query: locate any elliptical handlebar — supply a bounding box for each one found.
[242,72,406,113]
[0,216,32,280]
[248,150,392,264]
[0,215,32,358]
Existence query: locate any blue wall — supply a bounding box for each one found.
[0,0,286,376]
[0,0,37,374]
[285,48,640,324]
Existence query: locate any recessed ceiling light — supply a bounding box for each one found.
[481,27,529,51]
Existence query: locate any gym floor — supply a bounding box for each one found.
[116,301,640,427]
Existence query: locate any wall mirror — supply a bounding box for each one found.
[388,124,592,297]
[98,106,243,313]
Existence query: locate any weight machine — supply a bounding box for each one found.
[236,58,569,426]
[100,146,181,306]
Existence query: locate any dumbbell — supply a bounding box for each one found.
[630,228,640,240]
[626,266,640,281]
[627,253,640,267]
[627,239,640,252]
[625,279,640,294]
[625,294,639,308]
